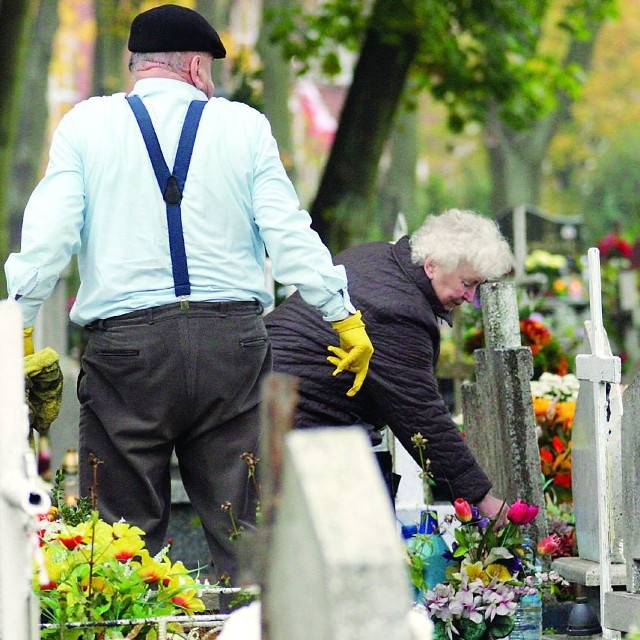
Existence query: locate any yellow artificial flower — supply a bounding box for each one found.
[134,550,172,584]
[169,587,206,614]
[460,560,487,584]
[485,563,513,583]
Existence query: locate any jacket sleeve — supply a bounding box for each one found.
[365,316,493,504]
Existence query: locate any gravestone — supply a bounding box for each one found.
[461,281,548,544]
[264,427,414,640]
[548,249,622,639]
[603,372,640,632]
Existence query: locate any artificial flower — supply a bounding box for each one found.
[418,497,564,640]
[507,500,539,525]
[537,534,562,556]
[36,511,205,639]
[454,498,473,523]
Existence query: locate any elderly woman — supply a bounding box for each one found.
[265,208,514,520]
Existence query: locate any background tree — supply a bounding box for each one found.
[0,0,36,292]
[258,0,297,182]
[268,0,618,250]
[376,96,419,239]
[485,2,614,216]
[92,0,143,96]
[7,0,60,259]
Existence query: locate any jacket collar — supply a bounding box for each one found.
[392,235,453,326]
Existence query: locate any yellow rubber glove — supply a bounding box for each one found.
[327,310,374,397]
[24,326,35,356]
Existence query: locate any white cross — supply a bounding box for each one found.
[575,248,621,640]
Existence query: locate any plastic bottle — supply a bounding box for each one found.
[511,591,543,640]
[403,510,453,602]
[511,537,543,640]
[419,510,452,591]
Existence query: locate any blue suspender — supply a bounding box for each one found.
[125,95,207,300]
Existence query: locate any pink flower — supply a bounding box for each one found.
[537,534,561,556]
[507,500,539,525]
[454,498,473,523]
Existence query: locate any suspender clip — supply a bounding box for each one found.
[180,296,190,310]
[164,175,183,205]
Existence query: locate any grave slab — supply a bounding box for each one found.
[265,427,413,640]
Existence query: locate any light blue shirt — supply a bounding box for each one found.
[5,78,355,327]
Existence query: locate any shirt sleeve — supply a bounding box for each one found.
[4,109,84,327]
[248,113,355,322]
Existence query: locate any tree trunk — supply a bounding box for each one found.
[257,0,296,183]
[8,0,60,254]
[310,0,419,251]
[485,22,603,217]
[196,0,232,87]
[0,0,35,290]
[92,1,141,96]
[377,98,419,238]
[484,102,553,216]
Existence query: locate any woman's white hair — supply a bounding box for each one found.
[409,209,514,279]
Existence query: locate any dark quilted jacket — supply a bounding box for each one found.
[264,236,492,503]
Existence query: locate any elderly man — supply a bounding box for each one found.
[5,4,372,582]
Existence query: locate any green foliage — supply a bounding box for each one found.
[582,124,640,244]
[50,468,93,527]
[265,0,618,132]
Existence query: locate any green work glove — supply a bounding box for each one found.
[327,310,374,397]
[24,326,35,356]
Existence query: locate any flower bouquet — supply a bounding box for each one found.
[420,498,565,640]
[36,506,205,639]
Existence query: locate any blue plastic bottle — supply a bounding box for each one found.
[403,510,452,602]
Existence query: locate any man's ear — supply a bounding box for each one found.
[189,55,201,85]
[423,258,436,279]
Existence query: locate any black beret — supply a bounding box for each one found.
[128,4,226,59]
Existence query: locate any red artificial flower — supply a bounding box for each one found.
[537,534,562,556]
[507,499,539,525]
[59,534,84,550]
[551,436,565,454]
[454,498,473,523]
[553,472,572,489]
[39,580,58,590]
[539,448,554,464]
[598,232,632,260]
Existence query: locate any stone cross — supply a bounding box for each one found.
[571,320,624,565]
[0,301,51,640]
[461,281,548,545]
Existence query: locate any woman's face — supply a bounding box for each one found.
[424,259,485,311]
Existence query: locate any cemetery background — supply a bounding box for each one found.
[5,1,640,637]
